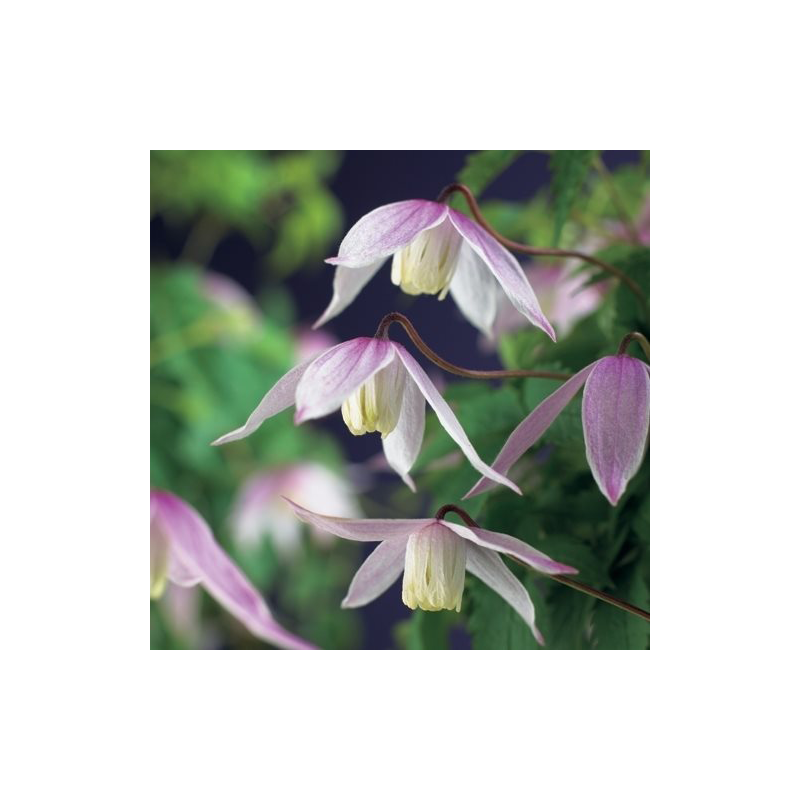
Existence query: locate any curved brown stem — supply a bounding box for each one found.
[617,331,650,360]
[436,182,648,311]
[375,312,572,382]
[434,504,650,623]
[547,574,650,622]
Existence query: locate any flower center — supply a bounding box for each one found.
[402,523,466,612]
[391,220,462,298]
[341,362,406,438]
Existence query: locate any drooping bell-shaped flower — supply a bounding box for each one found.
[150,489,315,649]
[316,199,556,340]
[213,337,521,494]
[465,354,650,505]
[230,463,360,557]
[285,499,578,645]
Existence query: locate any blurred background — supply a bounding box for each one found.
[150,150,650,649]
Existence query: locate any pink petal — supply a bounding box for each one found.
[325,200,448,268]
[212,358,312,445]
[294,337,396,423]
[465,542,545,646]
[283,497,426,541]
[464,361,598,499]
[582,355,650,505]
[381,374,426,491]
[341,537,408,608]
[391,343,522,495]
[313,261,384,329]
[447,208,556,341]
[442,521,578,575]
[151,490,315,649]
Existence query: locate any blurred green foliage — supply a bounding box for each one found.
[151,150,360,649]
[151,150,343,275]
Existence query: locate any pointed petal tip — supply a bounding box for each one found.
[210,431,239,446]
[534,627,545,647]
[400,473,417,492]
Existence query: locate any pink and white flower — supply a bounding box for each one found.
[316,199,556,340]
[285,499,578,646]
[465,354,650,505]
[230,463,360,557]
[150,489,314,649]
[213,337,521,494]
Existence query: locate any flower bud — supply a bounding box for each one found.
[391,220,462,297]
[402,523,466,612]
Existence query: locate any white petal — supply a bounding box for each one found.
[326,200,448,267]
[341,537,408,608]
[464,361,598,498]
[294,338,396,423]
[465,542,544,646]
[448,208,556,341]
[449,246,499,337]
[284,497,427,541]
[212,358,312,446]
[442,521,578,575]
[391,343,522,494]
[313,261,384,329]
[382,373,426,491]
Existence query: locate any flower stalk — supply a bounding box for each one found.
[435,504,650,623]
[617,331,650,360]
[436,182,649,311]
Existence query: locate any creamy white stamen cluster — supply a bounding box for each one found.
[402,523,466,612]
[391,220,463,297]
[341,362,406,437]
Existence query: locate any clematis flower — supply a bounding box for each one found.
[150,489,315,649]
[316,199,556,340]
[212,337,521,494]
[465,354,650,505]
[285,499,578,646]
[230,463,360,557]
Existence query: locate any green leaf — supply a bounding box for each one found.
[399,610,459,649]
[591,563,649,650]
[456,150,524,197]
[466,573,544,649]
[549,150,596,246]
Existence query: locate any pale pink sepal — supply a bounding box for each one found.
[381,374,426,491]
[341,537,408,608]
[313,260,384,329]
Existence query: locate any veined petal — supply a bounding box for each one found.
[447,208,556,341]
[465,542,545,646]
[326,200,448,267]
[582,355,650,505]
[464,361,598,498]
[294,338,395,423]
[284,497,426,541]
[448,244,499,337]
[313,261,384,329]
[212,358,312,445]
[382,373,426,491]
[442,521,578,575]
[391,343,522,495]
[151,490,315,649]
[341,537,408,608]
